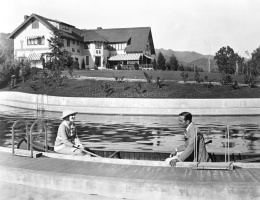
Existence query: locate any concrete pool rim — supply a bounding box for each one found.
[0,91,259,116]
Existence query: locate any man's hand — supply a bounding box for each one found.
[170,149,177,157]
[170,159,179,167]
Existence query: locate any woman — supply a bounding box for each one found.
[54,110,89,156]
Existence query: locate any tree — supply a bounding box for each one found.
[46,27,72,73]
[0,33,14,65]
[168,54,179,71]
[152,59,157,70]
[157,52,166,70]
[81,59,85,69]
[248,47,260,76]
[214,46,240,74]
[178,64,185,71]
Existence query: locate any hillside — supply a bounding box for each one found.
[189,58,218,72]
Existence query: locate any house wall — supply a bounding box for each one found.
[80,42,110,69]
[14,20,52,67]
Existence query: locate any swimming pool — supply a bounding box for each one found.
[0,104,260,154]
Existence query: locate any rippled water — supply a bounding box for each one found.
[0,104,260,154]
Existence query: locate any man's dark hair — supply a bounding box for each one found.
[179,112,192,122]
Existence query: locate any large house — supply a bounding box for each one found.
[9,14,155,70]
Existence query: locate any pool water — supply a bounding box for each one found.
[0,104,260,154]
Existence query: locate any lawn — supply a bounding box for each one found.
[2,70,260,99]
[63,70,246,82]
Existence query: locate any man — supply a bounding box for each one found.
[166,112,211,167]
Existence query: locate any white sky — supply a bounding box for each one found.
[1,0,260,57]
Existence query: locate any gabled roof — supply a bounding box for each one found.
[81,30,107,42]
[9,14,53,39]
[8,13,77,39]
[9,14,155,55]
[83,27,155,54]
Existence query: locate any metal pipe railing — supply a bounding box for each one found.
[29,119,48,158]
[195,124,230,163]
[12,120,29,156]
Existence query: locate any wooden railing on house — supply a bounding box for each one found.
[121,64,154,70]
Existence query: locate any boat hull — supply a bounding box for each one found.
[17,138,260,162]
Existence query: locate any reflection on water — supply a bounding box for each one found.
[0,104,260,153]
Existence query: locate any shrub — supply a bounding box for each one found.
[181,71,188,82]
[194,70,203,83]
[220,73,233,85]
[244,74,259,88]
[134,63,139,70]
[143,71,153,83]
[117,64,122,70]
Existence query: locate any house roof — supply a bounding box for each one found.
[81,30,107,42]
[8,13,76,39]
[83,27,155,54]
[9,14,155,55]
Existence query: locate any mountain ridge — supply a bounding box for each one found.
[155,48,218,72]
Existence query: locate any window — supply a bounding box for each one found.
[86,56,89,65]
[77,49,80,53]
[67,39,70,47]
[72,48,75,52]
[72,40,75,45]
[77,41,79,45]
[27,37,45,45]
[84,42,90,49]
[95,42,101,49]
[62,25,69,30]
[32,20,39,29]
[18,57,25,62]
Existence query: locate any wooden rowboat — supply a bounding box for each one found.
[17,137,260,163]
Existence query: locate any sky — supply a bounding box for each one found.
[1,0,260,57]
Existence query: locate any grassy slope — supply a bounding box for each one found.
[2,70,260,98]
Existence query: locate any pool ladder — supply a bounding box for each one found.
[193,125,233,170]
[12,119,48,158]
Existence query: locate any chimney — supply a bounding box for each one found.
[24,15,29,21]
[97,27,102,30]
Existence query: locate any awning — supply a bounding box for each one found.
[27,53,42,61]
[108,53,142,61]
[26,35,44,39]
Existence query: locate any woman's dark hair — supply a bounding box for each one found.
[179,112,192,122]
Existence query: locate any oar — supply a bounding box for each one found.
[74,146,102,157]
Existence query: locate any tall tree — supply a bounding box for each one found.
[0,33,14,64]
[214,46,240,74]
[248,46,260,76]
[152,59,157,70]
[168,54,179,71]
[157,52,166,70]
[46,27,73,71]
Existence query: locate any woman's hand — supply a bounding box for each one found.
[170,149,177,157]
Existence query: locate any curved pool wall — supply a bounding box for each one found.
[0,91,260,115]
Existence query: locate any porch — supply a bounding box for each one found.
[108,53,154,70]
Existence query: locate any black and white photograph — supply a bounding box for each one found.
[0,0,260,199]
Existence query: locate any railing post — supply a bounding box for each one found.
[30,119,48,157]
[227,125,230,162]
[12,120,29,156]
[194,126,198,162]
